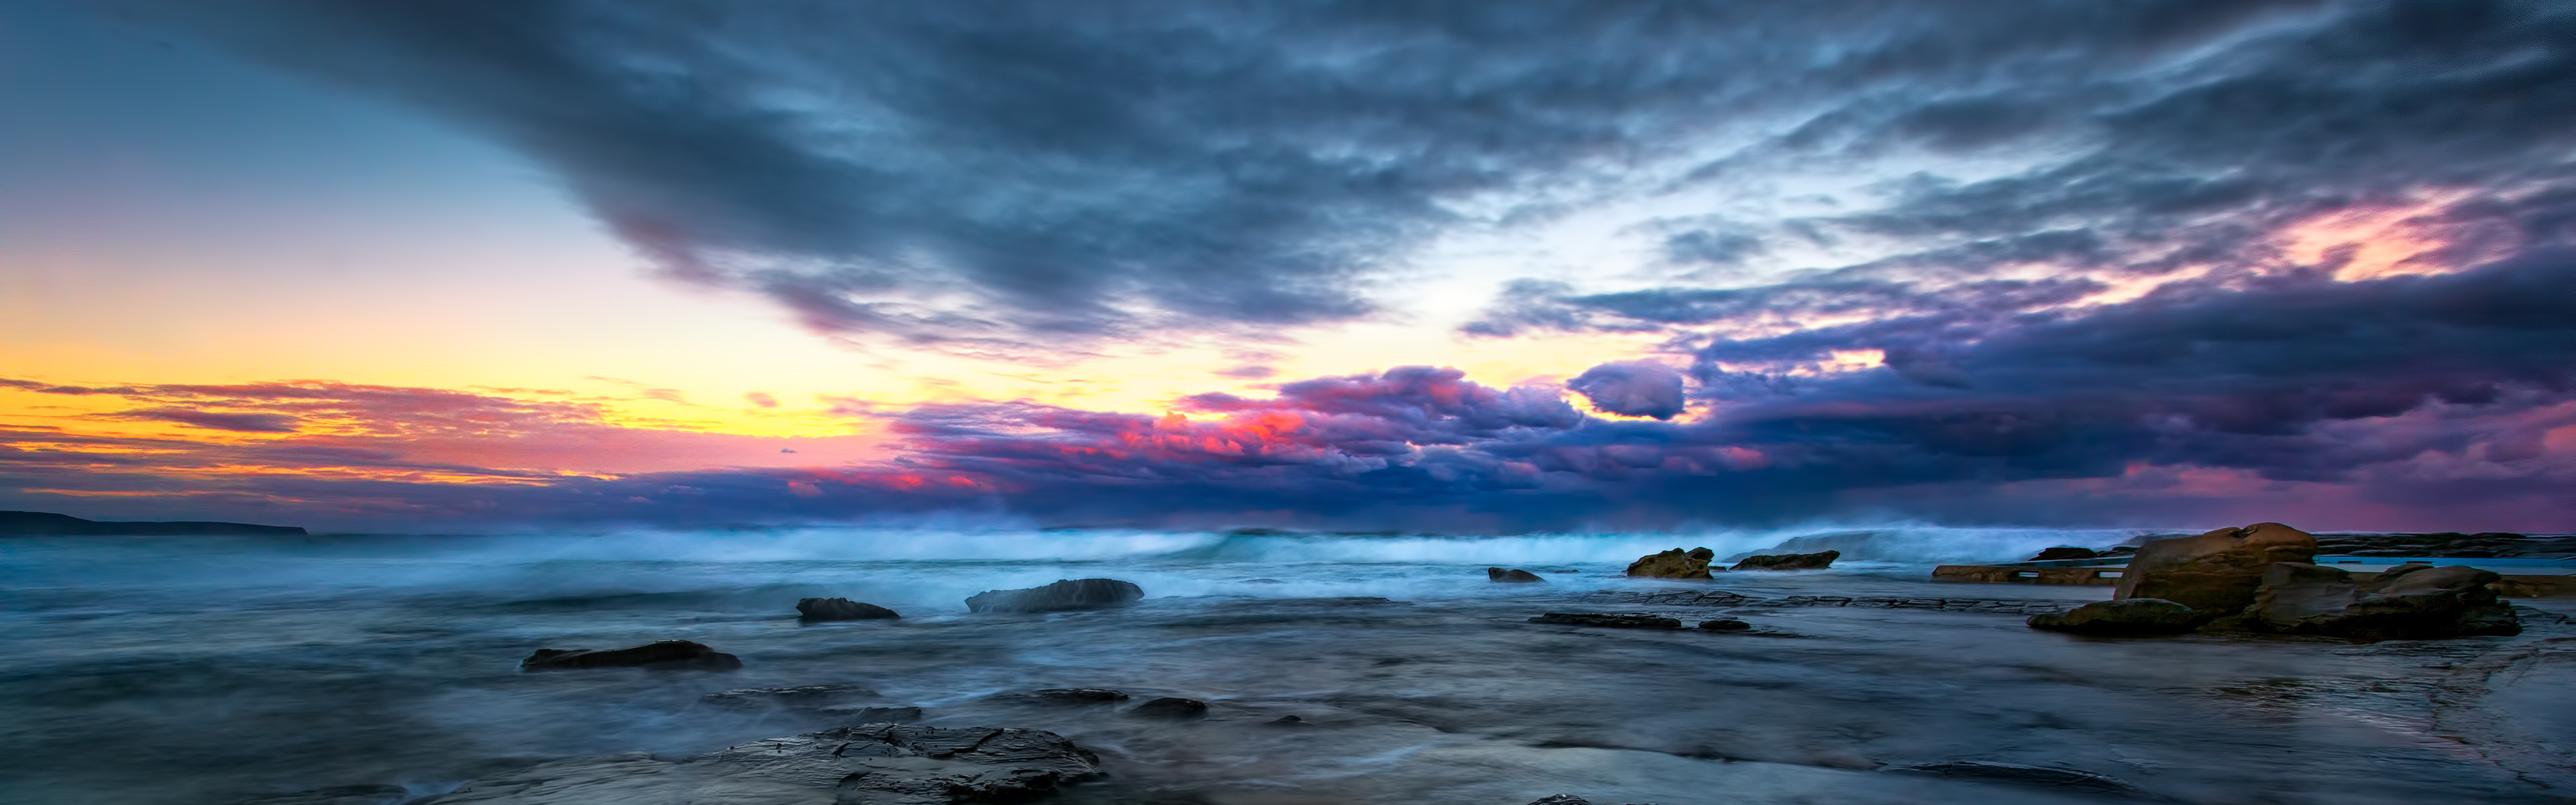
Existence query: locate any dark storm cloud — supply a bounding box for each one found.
[119,408,303,433]
[129,0,2378,349]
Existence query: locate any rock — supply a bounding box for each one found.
[2112,522,2316,612]
[1881,761,2148,798]
[816,704,923,723]
[1730,550,1839,570]
[2025,598,2200,635]
[1129,696,1209,718]
[965,578,1144,613]
[1529,612,1682,629]
[1526,797,1597,805]
[427,724,1100,805]
[1267,715,1305,726]
[1008,688,1130,705]
[1625,547,1715,578]
[1697,618,1752,631]
[521,640,741,672]
[2245,562,2522,641]
[226,784,410,805]
[795,597,900,621]
[702,684,879,710]
[1488,567,1546,582]
[2029,546,2100,561]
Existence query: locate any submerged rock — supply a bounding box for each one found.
[2029,546,2100,561]
[1007,688,1130,705]
[521,640,741,672]
[818,704,924,723]
[2246,562,2521,641]
[966,578,1145,613]
[1130,696,1209,718]
[1488,567,1546,582]
[1697,618,1752,631]
[427,724,1100,805]
[796,597,900,621]
[2113,522,2317,612]
[1625,547,1715,579]
[1529,612,1682,629]
[1267,714,1305,726]
[1730,550,1839,570]
[226,784,411,805]
[702,684,879,710]
[2026,598,2201,635]
[1881,761,2149,798]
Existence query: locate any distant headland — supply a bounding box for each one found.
[0,511,306,536]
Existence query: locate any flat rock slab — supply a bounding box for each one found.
[1530,612,1682,629]
[522,640,741,672]
[427,724,1100,805]
[1578,590,2073,616]
[1881,761,2151,798]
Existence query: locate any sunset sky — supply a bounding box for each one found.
[6,0,2573,533]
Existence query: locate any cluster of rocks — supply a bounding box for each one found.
[1623,547,1840,578]
[2029,523,2523,642]
[1574,589,2075,616]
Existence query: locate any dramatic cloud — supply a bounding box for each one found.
[137,0,2547,351]
[1568,362,1686,420]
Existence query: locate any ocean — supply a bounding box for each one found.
[1,525,2567,804]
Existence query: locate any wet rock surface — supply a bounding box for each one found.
[2114,523,2318,612]
[425,724,1101,805]
[1881,761,2150,798]
[701,684,881,710]
[1729,550,1839,570]
[1129,697,1209,718]
[794,597,899,621]
[817,705,923,723]
[521,641,742,672]
[1578,589,2075,615]
[226,785,411,805]
[1529,612,1682,629]
[2027,598,2201,635]
[1006,688,1130,705]
[965,578,1145,614]
[2029,546,2101,561]
[1695,618,1751,631]
[2313,531,2576,558]
[1623,547,1713,579]
[1487,568,1546,582]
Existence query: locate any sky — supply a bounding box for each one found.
[4,0,2573,533]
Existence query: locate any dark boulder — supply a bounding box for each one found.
[2026,598,2200,635]
[966,578,1145,613]
[1267,715,1305,726]
[796,597,900,621]
[2112,523,2316,612]
[1529,612,1682,629]
[1009,688,1130,705]
[1488,567,1546,582]
[1697,618,1752,631]
[701,684,878,710]
[1130,696,1209,718]
[427,724,1101,805]
[1731,550,1839,570]
[2029,546,2100,561]
[1625,547,1715,578]
[520,640,741,672]
[2245,562,2521,641]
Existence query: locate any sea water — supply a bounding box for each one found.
[1,525,2568,804]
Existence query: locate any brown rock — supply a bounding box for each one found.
[1730,550,1839,570]
[2246,561,2522,641]
[2026,598,2200,635]
[2111,523,2316,612]
[1625,547,1715,578]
